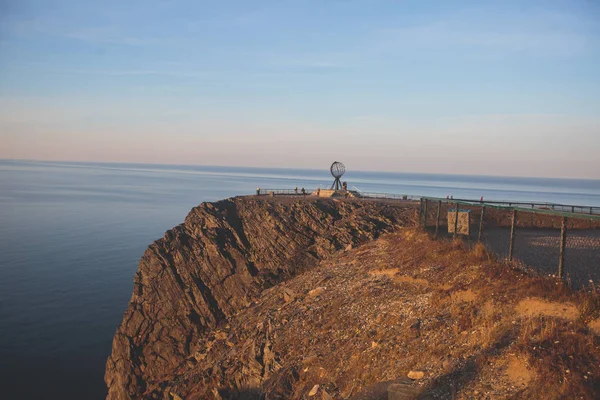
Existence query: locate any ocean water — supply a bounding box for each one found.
[1,160,599,399]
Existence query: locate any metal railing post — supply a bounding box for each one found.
[508,210,517,261]
[435,200,441,238]
[558,217,567,279]
[423,199,428,229]
[478,206,485,243]
[453,202,460,238]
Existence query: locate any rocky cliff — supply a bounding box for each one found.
[105,197,414,399]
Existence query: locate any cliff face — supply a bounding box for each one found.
[105,197,414,399]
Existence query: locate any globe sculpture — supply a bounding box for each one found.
[330,161,346,190]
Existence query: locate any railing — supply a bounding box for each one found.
[254,188,421,201]
[253,189,600,217]
[256,188,312,195]
[421,196,600,218]
[355,192,422,201]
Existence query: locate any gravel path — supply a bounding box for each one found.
[483,227,600,288]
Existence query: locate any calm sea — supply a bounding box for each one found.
[1,160,599,399]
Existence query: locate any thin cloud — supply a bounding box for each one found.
[61,23,169,47]
[389,24,589,56]
[377,10,598,57]
[268,56,352,69]
[65,31,151,46]
[61,68,205,78]
[1,62,206,78]
[2,14,158,47]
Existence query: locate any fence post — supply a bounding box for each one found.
[423,199,428,229]
[508,210,517,261]
[453,202,460,238]
[558,217,567,279]
[435,200,441,238]
[531,204,534,225]
[419,198,423,227]
[478,206,485,243]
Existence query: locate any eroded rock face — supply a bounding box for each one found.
[105,197,413,399]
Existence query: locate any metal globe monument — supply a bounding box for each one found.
[330,161,346,190]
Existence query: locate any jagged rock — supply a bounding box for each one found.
[105,197,412,399]
[441,357,453,373]
[283,288,296,303]
[351,378,419,400]
[387,381,421,400]
[321,390,333,400]
[302,356,319,366]
[308,287,326,297]
[407,371,425,380]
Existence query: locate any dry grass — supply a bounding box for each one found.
[473,242,494,262]
[354,229,600,398]
[515,298,579,320]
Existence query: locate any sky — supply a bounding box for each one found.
[1,0,599,178]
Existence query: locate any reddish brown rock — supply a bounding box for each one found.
[104,197,412,399]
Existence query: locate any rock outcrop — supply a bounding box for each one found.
[105,197,414,399]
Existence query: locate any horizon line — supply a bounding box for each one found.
[2,157,599,182]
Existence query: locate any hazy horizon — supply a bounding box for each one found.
[3,157,600,182]
[1,1,599,179]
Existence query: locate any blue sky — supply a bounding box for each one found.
[1,0,599,178]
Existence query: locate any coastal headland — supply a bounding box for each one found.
[105,196,600,399]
